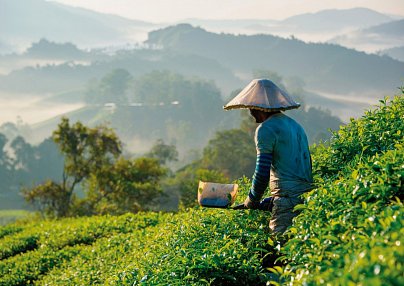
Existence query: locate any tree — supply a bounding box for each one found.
[23,181,70,218]
[146,139,178,165]
[23,118,169,217]
[201,129,256,180]
[0,133,12,190]
[0,133,10,169]
[99,68,132,104]
[85,157,166,215]
[85,69,132,105]
[23,118,122,217]
[10,136,36,171]
[35,138,64,181]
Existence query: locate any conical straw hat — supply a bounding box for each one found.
[224,79,300,112]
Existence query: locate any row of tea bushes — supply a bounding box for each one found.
[275,95,403,285]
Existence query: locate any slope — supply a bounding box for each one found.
[146,24,404,94]
[330,19,404,53]
[0,91,402,285]
[0,0,157,51]
[281,7,392,33]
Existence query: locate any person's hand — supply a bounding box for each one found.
[244,195,260,209]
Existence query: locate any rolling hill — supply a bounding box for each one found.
[330,19,404,53]
[0,0,159,52]
[0,95,402,285]
[146,24,404,94]
[180,8,395,44]
[281,7,392,33]
[381,46,404,62]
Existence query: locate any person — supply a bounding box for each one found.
[224,79,313,233]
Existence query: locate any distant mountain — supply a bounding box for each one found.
[329,19,404,53]
[365,19,404,36]
[0,0,158,52]
[24,38,88,59]
[179,8,395,44]
[146,24,404,94]
[381,46,404,62]
[281,7,392,33]
[1,1,398,55]
[0,48,240,96]
[176,18,276,35]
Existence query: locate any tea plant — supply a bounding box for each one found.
[312,95,404,180]
[0,94,402,285]
[273,95,404,285]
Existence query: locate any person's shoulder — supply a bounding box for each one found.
[257,117,279,137]
[278,113,301,127]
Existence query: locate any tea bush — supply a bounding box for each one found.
[0,94,402,285]
[0,184,273,286]
[312,95,404,179]
[275,95,404,285]
[0,213,165,285]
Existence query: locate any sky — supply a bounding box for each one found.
[49,0,404,23]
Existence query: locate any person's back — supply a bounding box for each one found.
[256,113,312,198]
[223,78,313,233]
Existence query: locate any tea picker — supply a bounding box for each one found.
[199,79,313,233]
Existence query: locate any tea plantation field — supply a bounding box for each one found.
[0,95,403,285]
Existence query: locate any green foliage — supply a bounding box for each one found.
[0,223,23,238]
[201,129,256,180]
[274,94,404,285]
[146,138,179,165]
[1,92,402,285]
[23,181,70,218]
[147,24,404,93]
[0,213,162,286]
[23,118,122,217]
[53,118,122,183]
[0,134,64,209]
[85,157,166,215]
[131,70,223,110]
[23,118,166,218]
[0,194,274,286]
[312,95,404,179]
[85,69,132,104]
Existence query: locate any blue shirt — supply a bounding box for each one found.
[255,113,313,197]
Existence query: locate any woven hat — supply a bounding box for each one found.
[224,79,300,112]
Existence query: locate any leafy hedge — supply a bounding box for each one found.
[275,95,404,285]
[0,94,402,285]
[0,184,272,286]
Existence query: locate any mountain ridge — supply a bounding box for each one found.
[146,24,404,94]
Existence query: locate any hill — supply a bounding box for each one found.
[330,19,404,53]
[281,7,392,33]
[381,46,404,62]
[0,0,158,52]
[179,8,394,44]
[0,47,239,95]
[146,24,404,94]
[1,2,398,56]
[0,92,402,285]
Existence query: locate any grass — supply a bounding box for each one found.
[0,210,31,225]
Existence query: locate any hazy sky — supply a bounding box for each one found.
[49,0,404,22]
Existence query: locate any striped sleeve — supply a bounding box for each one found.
[248,152,272,202]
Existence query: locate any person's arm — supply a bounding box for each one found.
[244,152,272,208]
